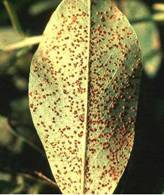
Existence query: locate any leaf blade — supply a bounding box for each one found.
[29,0,142,193]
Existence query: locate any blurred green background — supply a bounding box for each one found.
[0,0,164,193]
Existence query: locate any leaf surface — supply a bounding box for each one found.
[29,0,141,193]
[119,0,162,78]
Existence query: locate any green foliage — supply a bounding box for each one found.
[0,116,56,193]
[119,0,162,78]
[0,170,45,193]
[28,0,61,16]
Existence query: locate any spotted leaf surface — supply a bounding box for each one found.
[29,0,142,194]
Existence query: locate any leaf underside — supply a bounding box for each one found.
[29,0,142,194]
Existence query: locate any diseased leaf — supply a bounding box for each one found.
[119,0,162,78]
[29,0,142,193]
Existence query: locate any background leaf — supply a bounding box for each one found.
[118,0,162,78]
[28,0,61,16]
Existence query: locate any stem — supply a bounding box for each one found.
[34,171,57,187]
[3,35,42,51]
[3,0,24,36]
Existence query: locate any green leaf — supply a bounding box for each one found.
[0,171,51,194]
[29,0,142,193]
[0,115,23,153]
[0,27,23,51]
[153,3,164,12]
[0,51,14,75]
[119,0,162,78]
[9,97,43,153]
[28,0,62,15]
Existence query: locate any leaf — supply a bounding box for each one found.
[119,0,162,78]
[0,171,52,194]
[153,12,164,22]
[0,115,23,153]
[29,0,142,194]
[9,97,43,153]
[153,3,164,12]
[28,0,62,15]
[0,27,23,51]
[0,51,15,74]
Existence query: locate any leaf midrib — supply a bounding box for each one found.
[82,0,91,193]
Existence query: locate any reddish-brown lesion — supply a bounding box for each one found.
[71,15,77,23]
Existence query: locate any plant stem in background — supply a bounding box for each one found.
[34,171,57,187]
[2,0,24,36]
[2,35,42,51]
